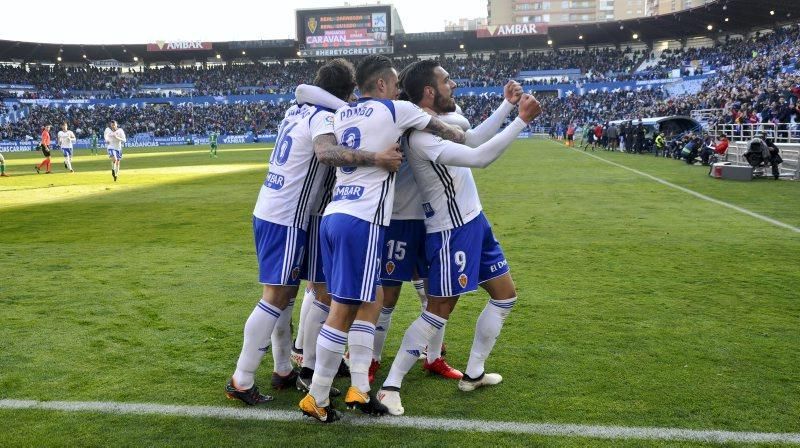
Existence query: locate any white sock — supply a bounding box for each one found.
[426,325,446,363]
[349,320,376,393]
[382,311,445,390]
[232,300,282,389]
[412,280,427,312]
[271,298,294,376]
[373,306,394,362]
[310,325,347,406]
[465,297,516,379]
[301,299,329,369]
[294,287,315,350]
[65,157,73,171]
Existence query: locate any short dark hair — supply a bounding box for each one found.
[396,62,417,101]
[402,59,439,104]
[314,58,356,101]
[355,55,394,92]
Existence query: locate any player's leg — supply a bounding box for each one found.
[114,151,122,179]
[292,283,315,366]
[0,153,8,177]
[378,295,457,416]
[297,281,338,395]
[108,150,116,180]
[269,294,297,389]
[345,290,386,412]
[459,213,517,392]
[296,214,331,388]
[374,219,419,371]
[373,284,401,366]
[301,214,387,421]
[379,223,483,415]
[64,149,74,172]
[227,218,305,405]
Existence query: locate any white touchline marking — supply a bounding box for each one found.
[571,148,800,234]
[1,399,799,444]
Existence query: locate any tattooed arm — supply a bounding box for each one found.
[421,115,467,144]
[313,134,402,172]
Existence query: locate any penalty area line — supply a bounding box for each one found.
[571,148,800,234]
[1,399,799,444]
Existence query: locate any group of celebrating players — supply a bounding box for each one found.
[225,55,542,423]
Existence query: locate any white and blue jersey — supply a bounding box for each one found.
[320,98,431,303]
[406,128,483,233]
[104,127,126,160]
[253,103,336,230]
[253,102,336,286]
[301,154,337,283]
[406,112,508,297]
[58,130,75,157]
[323,98,431,227]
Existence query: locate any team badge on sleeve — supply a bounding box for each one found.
[292,267,301,281]
[458,273,468,288]
[385,261,396,275]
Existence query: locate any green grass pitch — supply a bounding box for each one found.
[0,141,798,447]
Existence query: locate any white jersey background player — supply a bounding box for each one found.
[225,59,402,407]
[299,54,469,423]
[104,120,126,181]
[57,122,76,173]
[377,60,542,416]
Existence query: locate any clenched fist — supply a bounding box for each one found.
[518,94,542,123]
[504,80,524,105]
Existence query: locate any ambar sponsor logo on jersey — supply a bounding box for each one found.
[264,172,285,190]
[332,185,364,201]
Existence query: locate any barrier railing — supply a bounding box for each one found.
[713,122,800,144]
[690,108,723,128]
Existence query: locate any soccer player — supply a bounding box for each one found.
[209,129,219,158]
[90,130,99,155]
[58,122,76,173]
[298,54,468,423]
[34,125,52,174]
[104,120,126,181]
[225,59,403,407]
[0,152,9,177]
[376,60,542,416]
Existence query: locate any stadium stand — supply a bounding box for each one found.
[1,0,799,155]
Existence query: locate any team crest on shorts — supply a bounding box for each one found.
[458,273,468,288]
[291,267,300,280]
[385,261,396,275]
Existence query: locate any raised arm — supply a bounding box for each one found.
[313,134,402,172]
[295,84,347,110]
[464,81,522,147]
[416,94,541,169]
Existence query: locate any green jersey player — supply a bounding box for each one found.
[209,131,219,158]
[90,131,99,155]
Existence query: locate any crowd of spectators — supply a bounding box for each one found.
[2,23,799,141]
[0,102,284,141]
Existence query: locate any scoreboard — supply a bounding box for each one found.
[296,6,393,57]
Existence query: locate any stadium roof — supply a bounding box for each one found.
[0,0,797,64]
